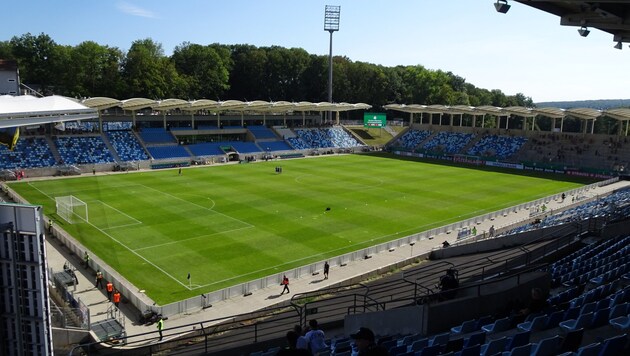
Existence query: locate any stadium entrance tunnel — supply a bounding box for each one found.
[227,152,239,161]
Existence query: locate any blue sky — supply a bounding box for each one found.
[3,0,628,103]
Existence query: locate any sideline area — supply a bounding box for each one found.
[41,174,630,344]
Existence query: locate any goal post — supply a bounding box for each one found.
[55,196,88,224]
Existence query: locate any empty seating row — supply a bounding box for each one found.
[394,130,432,150]
[139,128,176,144]
[466,135,527,159]
[107,130,149,162]
[55,136,114,165]
[248,125,277,139]
[422,132,474,154]
[0,137,56,169]
[146,145,190,160]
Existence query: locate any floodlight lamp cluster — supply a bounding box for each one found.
[494,0,511,14]
[324,5,341,32]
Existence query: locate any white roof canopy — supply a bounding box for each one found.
[0,95,97,129]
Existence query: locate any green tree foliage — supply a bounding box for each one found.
[172,42,231,100]
[0,41,13,60]
[122,38,171,98]
[10,33,63,93]
[61,41,124,98]
[2,32,535,116]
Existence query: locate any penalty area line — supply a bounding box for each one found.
[27,182,191,289]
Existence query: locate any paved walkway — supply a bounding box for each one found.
[43,178,630,344]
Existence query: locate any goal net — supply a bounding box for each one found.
[55,196,88,224]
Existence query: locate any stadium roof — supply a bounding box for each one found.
[513,1,630,45]
[383,103,630,122]
[0,95,97,129]
[80,97,371,114]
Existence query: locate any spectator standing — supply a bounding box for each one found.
[323,262,330,280]
[350,327,388,356]
[83,251,90,268]
[304,319,327,355]
[95,270,104,289]
[281,275,290,295]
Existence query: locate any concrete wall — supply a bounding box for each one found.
[344,306,425,337]
[52,327,90,350]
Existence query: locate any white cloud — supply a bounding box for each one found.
[117,2,158,19]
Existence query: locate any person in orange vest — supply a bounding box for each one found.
[280,275,290,295]
[113,289,121,309]
[106,281,114,301]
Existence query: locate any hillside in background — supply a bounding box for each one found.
[536,99,630,109]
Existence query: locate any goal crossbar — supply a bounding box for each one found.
[55,196,88,224]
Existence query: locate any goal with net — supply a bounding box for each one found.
[55,196,88,224]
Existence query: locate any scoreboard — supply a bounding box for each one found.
[363,113,386,128]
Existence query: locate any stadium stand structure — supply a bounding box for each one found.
[187,142,226,157]
[259,140,293,152]
[289,127,363,150]
[393,129,433,150]
[228,141,263,154]
[106,130,149,162]
[138,128,177,144]
[0,136,56,169]
[500,188,630,237]
[146,145,190,160]
[54,136,115,165]
[295,128,335,148]
[248,125,278,140]
[421,131,475,154]
[466,134,527,160]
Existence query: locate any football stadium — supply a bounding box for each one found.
[1,2,630,356]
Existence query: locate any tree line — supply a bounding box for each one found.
[0,32,533,112]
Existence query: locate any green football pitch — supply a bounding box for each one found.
[8,153,592,304]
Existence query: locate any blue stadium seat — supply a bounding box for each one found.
[598,333,627,356]
[481,317,511,334]
[609,315,630,330]
[451,319,477,335]
[559,312,594,332]
[529,335,562,356]
[517,314,548,332]
[502,343,532,356]
[480,336,507,356]
[504,331,530,352]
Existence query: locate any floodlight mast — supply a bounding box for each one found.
[324,5,340,123]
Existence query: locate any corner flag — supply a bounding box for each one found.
[187,273,191,280]
[0,127,20,151]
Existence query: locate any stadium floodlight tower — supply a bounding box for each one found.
[324,5,340,123]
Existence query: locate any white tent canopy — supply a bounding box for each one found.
[0,95,97,129]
